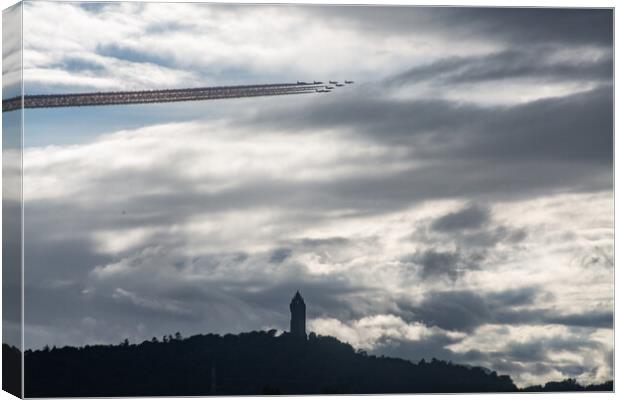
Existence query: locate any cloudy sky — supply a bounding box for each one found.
[14,2,613,387]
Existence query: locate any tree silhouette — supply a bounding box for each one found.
[19,331,612,397]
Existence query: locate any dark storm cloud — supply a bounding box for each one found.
[371,335,537,385]
[402,249,484,282]
[431,204,490,232]
[307,7,612,48]
[544,313,614,329]
[399,289,612,333]
[492,309,613,329]
[233,277,380,322]
[247,93,478,142]
[174,242,389,324]
[405,291,492,332]
[579,247,614,269]
[23,232,109,282]
[370,323,610,388]
[502,336,604,363]
[248,84,612,165]
[421,203,528,251]
[293,237,351,248]
[373,329,463,363]
[388,50,612,86]
[447,225,527,249]
[234,82,613,226]
[24,284,200,330]
[79,2,109,13]
[372,331,562,383]
[458,8,613,48]
[457,85,613,164]
[405,250,461,281]
[269,248,292,264]
[402,203,528,282]
[485,286,542,307]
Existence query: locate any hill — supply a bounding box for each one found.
[13,331,611,396]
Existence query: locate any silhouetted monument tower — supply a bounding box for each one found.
[289,291,307,340]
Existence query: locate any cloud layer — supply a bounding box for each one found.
[21,3,613,388]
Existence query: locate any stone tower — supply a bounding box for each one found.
[289,291,307,340]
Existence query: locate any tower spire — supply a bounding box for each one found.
[289,291,307,340]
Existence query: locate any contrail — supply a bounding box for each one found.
[2,82,338,112]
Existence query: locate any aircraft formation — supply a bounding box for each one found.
[2,80,354,112]
[297,79,354,94]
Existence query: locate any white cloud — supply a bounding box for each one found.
[448,324,613,386]
[389,79,601,106]
[112,287,192,316]
[309,314,463,350]
[24,120,413,204]
[22,3,499,93]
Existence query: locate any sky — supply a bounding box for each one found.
[11,2,613,387]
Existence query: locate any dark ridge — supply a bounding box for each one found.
[2,344,21,398]
[522,378,613,392]
[19,331,611,397]
[24,331,515,396]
